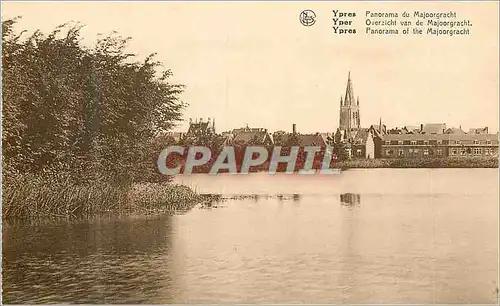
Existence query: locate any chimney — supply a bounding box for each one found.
[292,124,297,134]
[420,123,424,133]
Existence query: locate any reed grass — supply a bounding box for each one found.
[2,174,216,221]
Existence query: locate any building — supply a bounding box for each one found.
[339,72,360,132]
[444,127,466,134]
[186,117,216,136]
[278,133,327,147]
[335,72,375,159]
[421,123,446,134]
[232,126,267,134]
[469,127,489,134]
[232,126,273,147]
[182,117,217,146]
[402,125,421,134]
[273,124,327,147]
[351,128,376,159]
[380,133,498,158]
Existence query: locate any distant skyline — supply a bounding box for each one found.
[3,1,499,133]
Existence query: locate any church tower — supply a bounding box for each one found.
[339,72,360,131]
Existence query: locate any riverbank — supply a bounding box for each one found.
[336,157,498,169]
[2,175,219,221]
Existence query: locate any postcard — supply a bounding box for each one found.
[2,1,499,304]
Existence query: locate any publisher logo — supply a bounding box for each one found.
[300,10,316,27]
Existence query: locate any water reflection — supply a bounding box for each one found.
[276,194,302,203]
[2,215,176,304]
[340,193,361,208]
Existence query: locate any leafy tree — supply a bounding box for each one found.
[2,18,185,184]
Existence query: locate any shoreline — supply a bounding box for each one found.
[177,157,499,174]
[336,157,498,169]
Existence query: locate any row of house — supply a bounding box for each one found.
[165,73,498,160]
[165,119,498,159]
[336,123,498,160]
[332,73,498,159]
[168,118,498,160]
[379,130,498,158]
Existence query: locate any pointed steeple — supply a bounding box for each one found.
[344,71,355,105]
[379,117,382,133]
[357,96,359,106]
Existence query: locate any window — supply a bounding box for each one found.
[414,149,419,154]
[473,148,482,155]
[437,140,442,145]
[486,140,492,145]
[473,140,480,145]
[451,148,458,155]
[385,141,390,145]
[437,149,443,155]
[357,149,362,155]
[460,148,466,155]
[424,141,429,145]
[398,141,403,145]
[385,149,392,155]
[424,149,429,155]
[411,140,417,145]
[409,149,413,154]
[398,149,404,156]
[484,148,491,155]
[455,140,461,145]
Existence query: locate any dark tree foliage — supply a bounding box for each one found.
[2,19,186,184]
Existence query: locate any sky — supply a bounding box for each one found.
[3,1,499,134]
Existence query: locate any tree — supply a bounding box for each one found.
[2,19,185,184]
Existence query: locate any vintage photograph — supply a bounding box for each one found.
[1,1,499,304]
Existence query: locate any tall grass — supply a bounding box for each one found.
[128,183,207,213]
[2,174,213,221]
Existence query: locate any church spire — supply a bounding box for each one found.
[344,72,355,105]
[339,71,361,133]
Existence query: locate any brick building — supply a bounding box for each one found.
[380,133,498,158]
